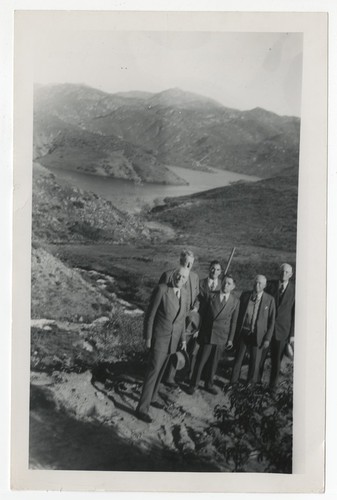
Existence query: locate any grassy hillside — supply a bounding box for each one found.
[31,245,112,321]
[150,171,298,254]
[32,163,150,244]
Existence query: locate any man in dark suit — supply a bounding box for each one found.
[230,275,276,385]
[187,274,239,395]
[136,267,189,423]
[260,263,295,388]
[159,249,200,386]
[198,260,223,315]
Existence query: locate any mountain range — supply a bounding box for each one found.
[33,83,300,182]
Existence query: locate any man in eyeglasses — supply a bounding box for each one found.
[230,275,276,386]
[135,267,189,423]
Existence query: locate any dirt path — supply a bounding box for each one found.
[30,361,234,472]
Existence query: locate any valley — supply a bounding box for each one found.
[29,84,298,473]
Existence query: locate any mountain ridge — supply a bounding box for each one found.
[34,83,300,180]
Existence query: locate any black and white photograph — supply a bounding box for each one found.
[10,9,327,494]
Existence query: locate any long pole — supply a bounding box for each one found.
[224,247,236,275]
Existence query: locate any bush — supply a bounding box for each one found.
[213,380,293,473]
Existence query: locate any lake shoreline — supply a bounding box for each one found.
[41,162,261,214]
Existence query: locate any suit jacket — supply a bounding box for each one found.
[199,292,239,345]
[266,280,295,341]
[143,284,188,354]
[159,269,200,311]
[198,277,222,315]
[236,291,276,348]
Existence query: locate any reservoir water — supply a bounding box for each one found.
[52,165,260,213]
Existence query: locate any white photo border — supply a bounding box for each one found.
[10,9,327,494]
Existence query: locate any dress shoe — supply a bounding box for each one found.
[163,381,179,389]
[186,385,196,395]
[151,401,165,410]
[205,385,218,395]
[135,410,152,423]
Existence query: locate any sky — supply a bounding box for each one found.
[34,30,303,117]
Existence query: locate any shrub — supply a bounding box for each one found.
[213,379,293,473]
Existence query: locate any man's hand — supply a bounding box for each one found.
[192,330,199,339]
[225,340,233,351]
[263,340,270,350]
[181,341,187,351]
[145,338,151,349]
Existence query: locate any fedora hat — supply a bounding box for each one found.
[185,311,201,333]
[172,350,190,371]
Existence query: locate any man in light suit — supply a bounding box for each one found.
[136,267,189,423]
[159,249,199,314]
[187,274,239,395]
[230,275,276,385]
[259,263,295,388]
[159,249,200,387]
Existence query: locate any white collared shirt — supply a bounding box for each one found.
[252,291,263,302]
[208,278,218,290]
[173,287,181,299]
[220,292,230,303]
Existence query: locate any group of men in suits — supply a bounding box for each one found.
[135,250,295,423]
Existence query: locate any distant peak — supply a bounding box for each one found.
[150,88,223,108]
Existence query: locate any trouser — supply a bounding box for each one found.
[269,337,288,387]
[137,348,171,414]
[230,334,264,384]
[190,343,223,388]
[259,336,287,386]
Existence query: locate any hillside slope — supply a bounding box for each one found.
[31,246,112,321]
[33,109,185,186]
[32,162,150,244]
[150,169,298,254]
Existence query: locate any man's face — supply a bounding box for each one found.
[209,263,222,280]
[222,277,235,294]
[253,275,267,294]
[280,264,293,283]
[173,268,189,289]
[181,256,194,270]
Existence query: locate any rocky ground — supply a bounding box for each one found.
[30,266,293,473]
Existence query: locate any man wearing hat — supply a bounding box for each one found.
[259,263,295,388]
[136,267,189,423]
[187,274,239,395]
